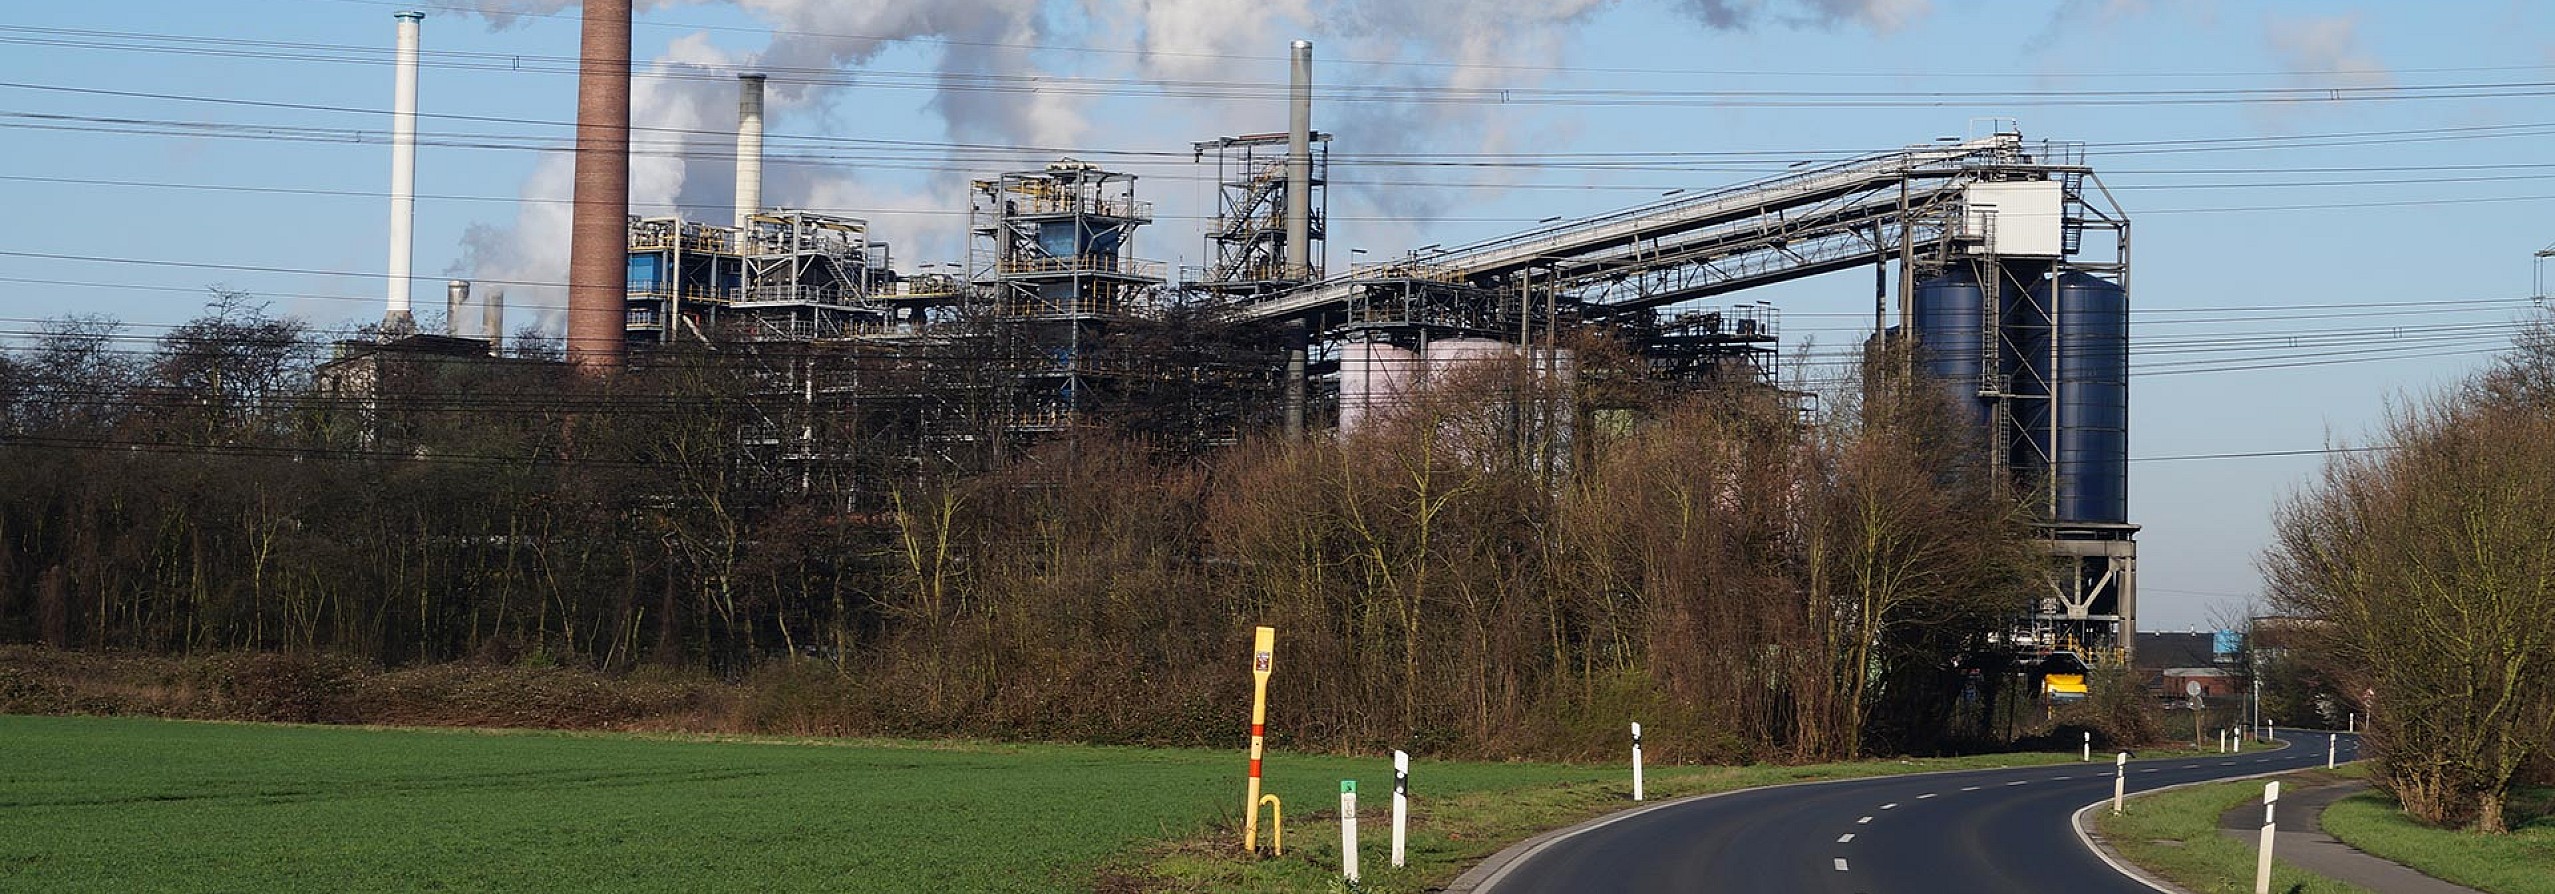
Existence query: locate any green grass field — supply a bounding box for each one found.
[2321,786,2555,894]
[0,714,2081,893]
[2092,768,2378,894]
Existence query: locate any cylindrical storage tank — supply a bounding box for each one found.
[2045,271,2129,524]
[1423,337,1515,378]
[1338,340,1419,433]
[1911,266,1991,433]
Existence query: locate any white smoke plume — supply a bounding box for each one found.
[1678,0,1928,32]
[452,0,1935,331]
[2258,12,2391,130]
[2264,13,2390,90]
[453,29,744,337]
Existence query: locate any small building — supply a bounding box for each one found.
[2133,630,2239,701]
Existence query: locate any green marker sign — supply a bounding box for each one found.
[1341,780,1357,794]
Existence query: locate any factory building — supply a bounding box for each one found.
[367,8,2140,666]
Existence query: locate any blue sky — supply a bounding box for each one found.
[4,0,2552,629]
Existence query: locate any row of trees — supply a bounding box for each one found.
[0,293,2042,760]
[2263,311,2555,832]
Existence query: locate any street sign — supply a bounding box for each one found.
[2185,680,2204,697]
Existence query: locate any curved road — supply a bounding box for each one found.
[1467,728,2360,894]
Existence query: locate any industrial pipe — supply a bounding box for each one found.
[1284,39,1312,278]
[566,0,632,373]
[734,73,765,230]
[384,10,423,334]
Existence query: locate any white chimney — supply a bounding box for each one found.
[445,279,468,336]
[384,10,424,334]
[1284,40,1312,278]
[483,289,506,354]
[735,73,766,230]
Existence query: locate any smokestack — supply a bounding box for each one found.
[484,290,506,355]
[445,280,469,336]
[1285,39,1313,278]
[734,73,765,230]
[384,10,424,336]
[566,0,632,373]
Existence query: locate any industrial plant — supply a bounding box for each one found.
[378,12,2138,665]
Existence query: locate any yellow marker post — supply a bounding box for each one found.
[1243,626,1276,853]
[1257,794,1284,856]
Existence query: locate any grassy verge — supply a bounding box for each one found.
[2092,767,2377,894]
[2320,785,2555,894]
[0,714,2084,893]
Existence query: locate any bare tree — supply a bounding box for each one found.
[2264,312,2555,831]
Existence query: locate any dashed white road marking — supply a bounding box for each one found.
[2139,768,2159,773]
[2181,765,2200,769]
[1838,833,1856,843]
[1917,793,1937,799]
[1879,803,1898,810]
[1834,858,1850,871]
[2052,775,2071,780]
[1960,785,1982,791]
[1857,816,1873,824]
[2005,780,2029,786]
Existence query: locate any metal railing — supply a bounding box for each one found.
[995,256,1167,279]
[1000,196,1155,220]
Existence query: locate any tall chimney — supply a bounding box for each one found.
[484,290,506,355]
[734,73,766,230]
[1284,39,1313,279]
[566,0,632,373]
[384,11,424,336]
[445,279,469,336]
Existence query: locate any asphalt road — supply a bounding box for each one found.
[1469,728,2361,894]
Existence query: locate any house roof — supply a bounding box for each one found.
[2135,632,2221,671]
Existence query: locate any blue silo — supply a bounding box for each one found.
[1911,266,1992,433]
[2043,271,2129,524]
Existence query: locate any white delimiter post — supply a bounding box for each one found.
[2328,733,2337,769]
[2082,731,2091,761]
[1391,750,1409,868]
[2254,781,2281,894]
[1340,781,1360,884]
[1630,722,1645,802]
[2112,752,2128,815]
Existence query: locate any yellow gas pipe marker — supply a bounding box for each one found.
[1244,626,1280,854]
